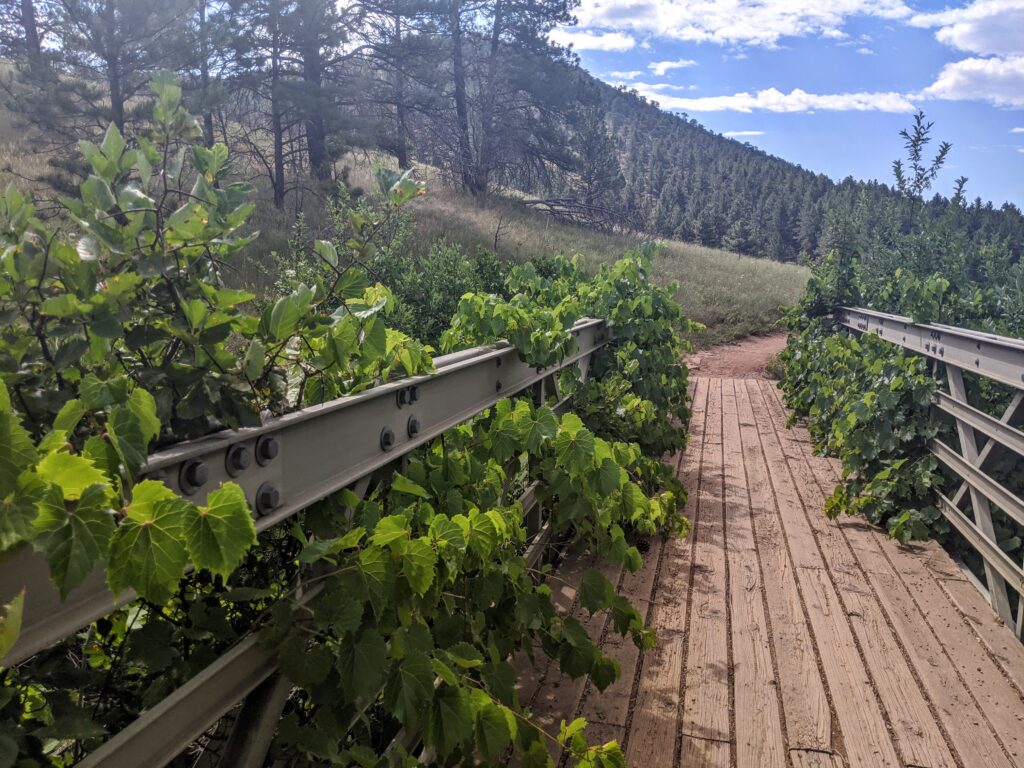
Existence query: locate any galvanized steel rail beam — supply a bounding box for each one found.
[842,306,1024,635]
[839,306,1024,389]
[936,494,1024,598]
[929,439,1024,528]
[0,319,609,666]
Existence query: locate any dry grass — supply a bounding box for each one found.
[409,185,809,347]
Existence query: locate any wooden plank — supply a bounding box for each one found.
[938,576,1024,698]
[624,635,685,768]
[878,538,1024,767]
[624,379,709,768]
[837,529,1017,768]
[680,378,732,767]
[765,387,1019,768]
[759,381,958,768]
[745,380,901,768]
[722,379,787,768]
[790,749,846,768]
[735,379,832,753]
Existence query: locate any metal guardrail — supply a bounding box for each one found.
[840,307,1024,639]
[0,318,611,767]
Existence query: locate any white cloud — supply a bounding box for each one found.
[632,85,917,112]
[648,58,698,75]
[607,70,644,79]
[857,47,876,55]
[629,81,700,92]
[723,130,766,136]
[1012,127,1024,133]
[919,55,1024,107]
[572,0,912,48]
[548,29,636,51]
[910,0,1024,57]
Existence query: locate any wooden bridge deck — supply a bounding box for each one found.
[519,377,1024,768]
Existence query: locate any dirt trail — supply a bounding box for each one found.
[684,332,787,378]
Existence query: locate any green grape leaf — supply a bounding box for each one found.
[390,474,430,499]
[33,483,116,598]
[127,389,160,443]
[579,569,615,615]
[242,338,265,380]
[108,406,148,479]
[52,399,86,433]
[183,483,255,580]
[35,451,108,501]
[383,650,434,727]
[0,589,24,665]
[596,458,625,496]
[481,660,516,706]
[402,537,437,596]
[590,654,620,692]
[428,515,465,551]
[79,373,129,409]
[337,628,387,701]
[371,515,410,548]
[0,471,48,553]
[427,686,473,757]
[514,402,557,453]
[553,419,596,476]
[446,641,483,669]
[107,480,190,603]
[474,699,512,761]
[316,578,365,634]
[488,400,520,462]
[278,632,335,689]
[522,738,554,768]
[358,546,392,618]
[0,409,38,495]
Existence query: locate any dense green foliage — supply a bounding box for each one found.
[0,81,695,766]
[780,118,1023,571]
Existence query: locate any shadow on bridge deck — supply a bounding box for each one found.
[517,377,1024,768]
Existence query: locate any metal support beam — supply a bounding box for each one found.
[936,494,1024,610]
[929,439,1024,528]
[944,366,1014,626]
[840,306,1024,390]
[0,320,610,667]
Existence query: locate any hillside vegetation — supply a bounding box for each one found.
[408,186,808,346]
[0,0,1019,269]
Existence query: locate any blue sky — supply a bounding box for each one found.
[549,0,1024,207]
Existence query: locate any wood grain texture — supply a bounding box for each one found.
[521,375,1024,768]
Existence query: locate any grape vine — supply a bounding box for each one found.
[0,77,694,767]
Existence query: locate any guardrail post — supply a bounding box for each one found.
[215,672,293,767]
[945,365,1015,626]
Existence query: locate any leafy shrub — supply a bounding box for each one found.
[0,78,694,767]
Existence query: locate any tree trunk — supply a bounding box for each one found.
[474,0,504,195]
[302,42,329,180]
[392,11,409,169]
[198,0,215,147]
[20,0,42,68]
[103,0,125,131]
[270,0,285,208]
[449,0,475,193]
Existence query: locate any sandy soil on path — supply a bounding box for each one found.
[684,332,787,378]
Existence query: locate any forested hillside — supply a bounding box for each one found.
[0,0,1021,265]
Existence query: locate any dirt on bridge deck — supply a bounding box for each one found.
[684,332,787,379]
[515,344,1024,768]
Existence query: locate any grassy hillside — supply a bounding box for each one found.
[410,185,808,346]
